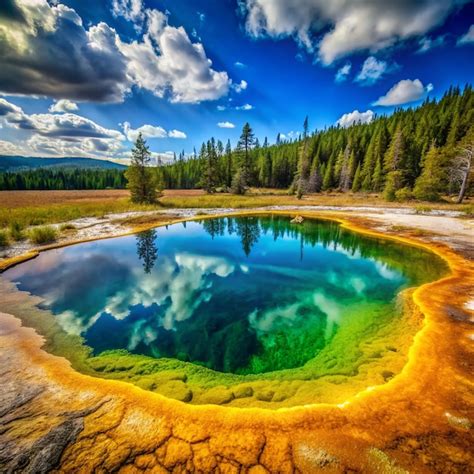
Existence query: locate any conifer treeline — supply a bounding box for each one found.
[0,168,126,190]
[162,85,473,201]
[1,86,472,201]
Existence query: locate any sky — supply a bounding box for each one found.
[0,0,473,163]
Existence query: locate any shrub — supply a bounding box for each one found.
[0,230,9,247]
[29,226,58,245]
[231,169,247,195]
[414,205,433,214]
[9,221,25,241]
[395,187,413,201]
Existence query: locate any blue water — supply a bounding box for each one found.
[3,215,447,373]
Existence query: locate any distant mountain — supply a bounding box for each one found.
[0,156,127,171]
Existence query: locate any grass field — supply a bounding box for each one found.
[0,189,472,231]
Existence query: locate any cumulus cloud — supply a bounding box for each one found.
[49,99,79,113]
[0,97,126,158]
[0,98,22,117]
[240,0,466,64]
[233,80,248,93]
[0,1,129,102]
[168,129,187,139]
[335,62,351,83]
[236,103,253,111]
[0,139,23,155]
[218,121,235,128]
[336,109,374,128]
[355,57,395,85]
[458,24,474,45]
[122,121,186,142]
[0,0,231,103]
[1,99,122,139]
[117,9,230,103]
[26,134,125,159]
[112,0,145,25]
[373,79,434,106]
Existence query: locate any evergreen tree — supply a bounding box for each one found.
[233,122,255,193]
[225,139,233,188]
[322,155,335,190]
[125,133,159,203]
[295,116,311,199]
[3,86,472,203]
[202,139,218,193]
[351,163,362,192]
[136,229,158,273]
[413,144,445,201]
[383,127,407,201]
[308,163,323,192]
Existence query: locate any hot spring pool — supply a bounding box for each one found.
[2,215,449,406]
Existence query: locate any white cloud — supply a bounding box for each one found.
[0,1,129,102]
[0,0,231,104]
[416,35,446,53]
[458,24,474,45]
[355,57,393,85]
[236,103,253,111]
[337,109,374,128]
[122,121,186,141]
[168,129,187,139]
[217,105,226,111]
[218,121,235,128]
[119,9,231,103]
[233,79,248,93]
[49,99,79,113]
[241,0,466,64]
[112,0,145,25]
[122,122,166,141]
[0,139,23,155]
[0,97,126,159]
[373,79,434,106]
[335,62,351,83]
[0,98,123,140]
[235,61,246,68]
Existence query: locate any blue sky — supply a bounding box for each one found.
[0,0,473,162]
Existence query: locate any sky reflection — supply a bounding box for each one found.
[4,216,445,373]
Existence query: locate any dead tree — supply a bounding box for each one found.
[450,139,473,204]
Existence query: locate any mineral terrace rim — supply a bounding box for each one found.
[1,210,470,415]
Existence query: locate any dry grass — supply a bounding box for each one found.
[160,190,469,211]
[0,189,471,230]
[0,189,205,209]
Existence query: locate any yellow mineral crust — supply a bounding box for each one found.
[0,212,473,472]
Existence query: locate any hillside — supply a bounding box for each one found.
[0,156,126,171]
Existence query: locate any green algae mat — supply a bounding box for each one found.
[2,215,448,407]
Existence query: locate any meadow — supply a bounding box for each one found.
[1,188,472,229]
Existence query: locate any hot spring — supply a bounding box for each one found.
[2,215,448,407]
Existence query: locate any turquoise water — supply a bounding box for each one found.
[3,215,447,374]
